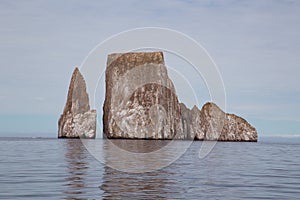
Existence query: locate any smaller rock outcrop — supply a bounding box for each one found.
[197,102,257,141]
[180,102,257,141]
[58,68,96,138]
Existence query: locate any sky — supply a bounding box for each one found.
[0,0,299,137]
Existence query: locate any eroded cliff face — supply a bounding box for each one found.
[103,52,258,141]
[58,68,96,138]
[200,102,257,141]
[180,103,203,140]
[103,52,182,139]
[181,102,258,141]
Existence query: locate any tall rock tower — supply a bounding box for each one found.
[58,68,96,138]
[103,52,183,139]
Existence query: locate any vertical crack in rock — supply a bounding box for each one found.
[58,68,96,138]
[180,103,203,140]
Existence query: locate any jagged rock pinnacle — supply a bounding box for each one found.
[58,67,96,138]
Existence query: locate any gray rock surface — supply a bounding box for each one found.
[103,52,258,141]
[200,102,257,141]
[182,102,258,141]
[180,103,204,140]
[103,52,182,139]
[58,68,96,138]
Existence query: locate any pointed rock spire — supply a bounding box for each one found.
[63,67,90,115]
[58,67,96,138]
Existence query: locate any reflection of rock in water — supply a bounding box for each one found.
[63,140,88,199]
[97,139,181,199]
[100,166,176,199]
[94,139,189,173]
[110,139,170,153]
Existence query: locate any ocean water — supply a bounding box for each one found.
[0,137,300,199]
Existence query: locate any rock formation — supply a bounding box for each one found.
[180,103,203,140]
[58,68,96,138]
[181,102,258,141]
[103,52,182,139]
[103,51,258,141]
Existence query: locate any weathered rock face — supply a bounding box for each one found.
[58,68,96,138]
[103,52,182,139]
[103,51,258,141]
[180,103,203,140]
[188,102,258,141]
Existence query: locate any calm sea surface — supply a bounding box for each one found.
[1,137,300,199]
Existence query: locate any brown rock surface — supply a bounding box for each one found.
[180,103,203,139]
[198,102,257,141]
[58,68,96,138]
[103,52,258,141]
[180,102,257,141]
[103,52,182,139]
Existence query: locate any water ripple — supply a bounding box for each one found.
[0,137,300,199]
